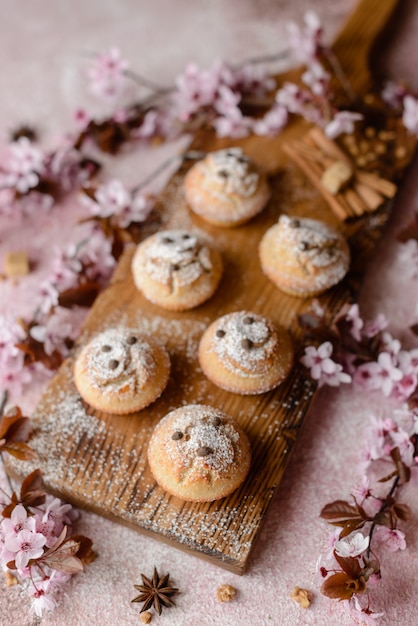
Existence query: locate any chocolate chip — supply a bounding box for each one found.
[101,345,112,352]
[172,431,183,441]
[162,236,173,244]
[172,264,180,271]
[182,233,191,239]
[212,416,221,427]
[299,241,309,251]
[243,316,254,325]
[197,446,212,457]
[218,169,229,178]
[289,218,300,228]
[241,338,253,350]
[127,336,137,345]
[108,359,119,370]
[216,329,226,338]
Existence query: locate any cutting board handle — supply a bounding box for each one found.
[331,0,400,95]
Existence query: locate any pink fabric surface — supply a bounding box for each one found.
[1,1,418,624]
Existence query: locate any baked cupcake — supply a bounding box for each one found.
[184,148,271,227]
[259,215,350,297]
[147,404,251,502]
[74,328,170,414]
[131,229,223,311]
[198,311,293,395]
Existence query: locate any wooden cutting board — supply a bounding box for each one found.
[8,0,414,574]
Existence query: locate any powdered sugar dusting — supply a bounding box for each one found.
[76,327,158,396]
[204,148,260,197]
[155,405,241,479]
[135,229,214,288]
[262,214,350,294]
[209,311,281,377]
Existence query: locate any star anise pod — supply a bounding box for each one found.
[132,567,179,615]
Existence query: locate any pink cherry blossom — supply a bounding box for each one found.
[358,352,403,397]
[173,61,220,122]
[38,280,60,315]
[77,228,116,282]
[5,528,46,569]
[29,307,78,357]
[349,596,385,624]
[350,475,371,503]
[287,10,325,64]
[29,578,57,617]
[87,47,129,101]
[0,315,26,362]
[1,137,45,194]
[17,190,54,215]
[212,107,253,139]
[214,84,241,117]
[301,61,330,96]
[301,341,335,379]
[301,341,351,387]
[0,354,33,400]
[276,82,312,115]
[253,105,288,136]
[381,80,407,108]
[334,532,369,557]
[42,496,75,537]
[324,110,363,139]
[116,193,153,228]
[233,63,276,96]
[374,526,406,552]
[381,332,401,357]
[402,95,418,134]
[73,107,91,129]
[2,505,36,537]
[84,180,153,228]
[93,179,131,219]
[390,428,415,466]
[345,303,364,342]
[363,313,388,338]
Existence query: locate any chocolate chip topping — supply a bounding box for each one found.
[289,218,301,228]
[172,264,180,271]
[197,446,212,457]
[241,338,253,350]
[182,233,191,239]
[171,431,184,441]
[127,336,137,345]
[162,236,173,244]
[101,345,112,352]
[216,329,226,338]
[212,416,222,427]
[108,359,119,370]
[243,316,254,325]
[218,169,229,178]
[299,241,309,251]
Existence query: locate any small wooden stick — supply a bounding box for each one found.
[344,188,367,216]
[355,171,397,197]
[283,144,350,221]
[308,127,352,164]
[353,181,384,211]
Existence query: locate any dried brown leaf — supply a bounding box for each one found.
[321,571,366,601]
[320,500,360,522]
[58,282,101,308]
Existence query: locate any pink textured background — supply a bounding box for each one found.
[1,1,418,624]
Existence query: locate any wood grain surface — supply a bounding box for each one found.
[8,0,411,574]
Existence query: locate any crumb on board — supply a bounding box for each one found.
[216,584,237,602]
[4,571,19,587]
[4,251,30,277]
[140,611,153,624]
[290,586,313,608]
